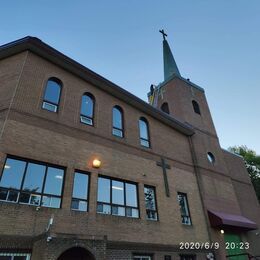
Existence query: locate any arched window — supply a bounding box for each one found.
[112,106,124,138]
[207,152,215,164]
[80,93,95,126]
[161,102,170,114]
[42,78,62,112]
[192,100,201,115]
[139,117,150,148]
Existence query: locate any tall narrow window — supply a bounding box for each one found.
[71,171,89,211]
[0,156,64,208]
[80,93,95,126]
[144,185,158,221]
[161,102,170,114]
[192,100,201,115]
[112,106,124,137]
[42,78,62,112]
[97,176,139,218]
[139,117,150,148]
[177,192,192,225]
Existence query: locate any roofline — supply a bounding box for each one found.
[0,36,194,136]
[222,148,244,158]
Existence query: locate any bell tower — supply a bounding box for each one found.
[148,30,217,136]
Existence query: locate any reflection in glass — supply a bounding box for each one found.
[97,178,110,203]
[42,195,61,208]
[42,78,62,112]
[144,186,158,221]
[139,118,150,148]
[0,158,26,189]
[97,176,139,218]
[72,172,88,199]
[112,180,124,205]
[80,93,94,125]
[177,193,191,225]
[112,106,123,137]
[126,183,137,207]
[71,199,88,211]
[112,205,125,216]
[44,167,64,196]
[44,79,61,104]
[22,163,45,192]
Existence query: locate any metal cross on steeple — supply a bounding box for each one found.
[159,29,167,40]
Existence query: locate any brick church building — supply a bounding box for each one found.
[0,34,259,260]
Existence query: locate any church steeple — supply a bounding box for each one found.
[159,29,181,80]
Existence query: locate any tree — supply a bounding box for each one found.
[228,145,260,203]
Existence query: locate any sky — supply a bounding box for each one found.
[1,1,260,154]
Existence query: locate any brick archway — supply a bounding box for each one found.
[57,247,95,260]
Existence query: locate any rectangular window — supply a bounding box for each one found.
[0,156,65,209]
[144,185,158,221]
[71,171,89,211]
[0,253,31,260]
[177,192,192,225]
[164,256,171,260]
[97,176,139,218]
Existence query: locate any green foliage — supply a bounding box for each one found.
[228,145,260,203]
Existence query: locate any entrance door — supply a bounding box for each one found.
[57,247,95,260]
[224,233,246,260]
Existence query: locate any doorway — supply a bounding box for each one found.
[57,247,95,260]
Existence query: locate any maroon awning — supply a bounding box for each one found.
[208,210,258,231]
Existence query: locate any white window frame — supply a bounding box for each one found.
[0,253,31,260]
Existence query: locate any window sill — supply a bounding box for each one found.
[96,212,140,221]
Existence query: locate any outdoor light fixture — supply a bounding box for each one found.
[92,159,101,168]
[220,229,225,234]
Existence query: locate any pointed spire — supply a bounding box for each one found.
[159,29,181,80]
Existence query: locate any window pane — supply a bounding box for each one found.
[97,178,110,203]
[7,190,19,202]
[112,128,123,137]
[144,186,156,210]
[113,107,123,129]
[81,94,94,118]
[139,119,148,140]
[178,193,191,225]
[71,199,87,211]
[44,80,61,104]
[42,102,57,112]
[22,163,46,193]
[112,205,125,216]
[97,202,111,214]
[19,192,30,204]
[140,139,150,148]
[42,195,61,208]
[126,207,139,218]
[29,194,41,205]
[178,194,188,215]
[125,183,137,207]
[0,158,26,189]
[0,189,8,200]
[112,180,124,205]
[44,167,64,196]
[72,172,88,200]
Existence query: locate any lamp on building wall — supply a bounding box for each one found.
[92,159,101,168]
[220,229,225,234]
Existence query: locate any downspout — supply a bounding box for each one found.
[188,135,216,256]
